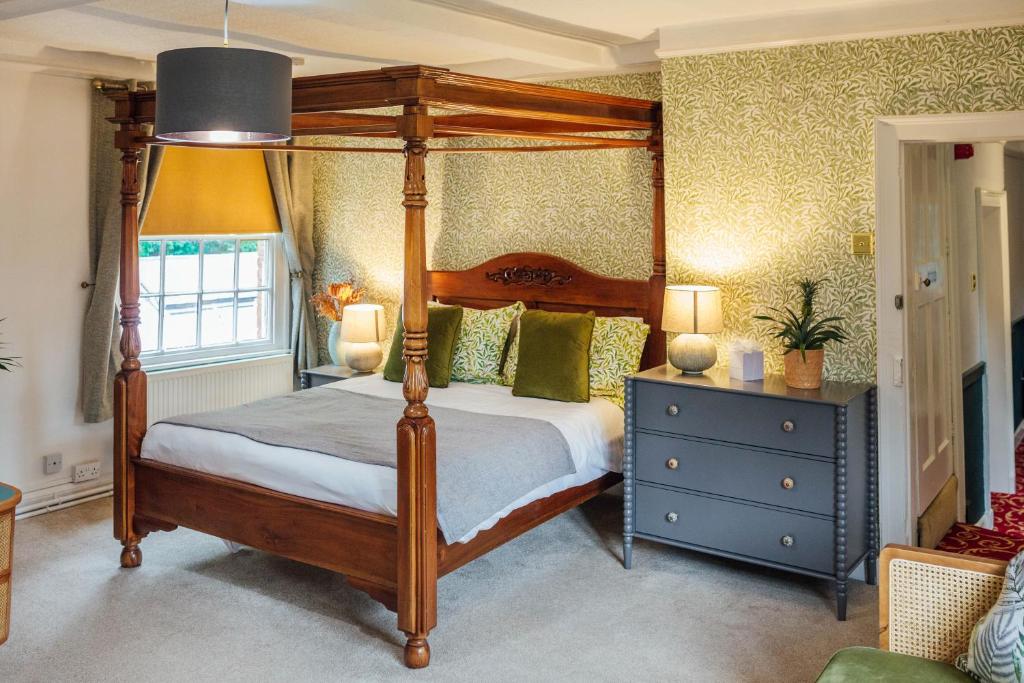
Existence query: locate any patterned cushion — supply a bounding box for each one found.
[959,550,1024,682]
[503,315,649,408]
[450,301,525,384]
[589,316,650,408]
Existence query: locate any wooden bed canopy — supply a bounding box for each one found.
[108,64,665,668]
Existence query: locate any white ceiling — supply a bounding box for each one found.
[0,0,1021,82]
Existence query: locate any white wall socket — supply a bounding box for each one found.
[72,461,100,483]
[44,452,62,475]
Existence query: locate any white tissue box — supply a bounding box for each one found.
[729,345,764,381]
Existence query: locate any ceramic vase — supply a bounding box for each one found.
[327,321,346,366]
[783,348,825,389]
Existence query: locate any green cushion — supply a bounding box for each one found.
[512,310,595,403]
[382,304,464,388]
[816,647,974,683]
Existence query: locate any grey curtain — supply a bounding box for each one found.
[264,150,318,380]
[81,91,163,423]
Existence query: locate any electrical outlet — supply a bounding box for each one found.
[44,452,62,475]
[72,461,100,483]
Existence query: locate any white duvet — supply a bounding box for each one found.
[140,374,624,544]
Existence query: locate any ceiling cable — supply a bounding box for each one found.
[223,0,230,46]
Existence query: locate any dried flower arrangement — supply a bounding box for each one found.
[310,282,365,322]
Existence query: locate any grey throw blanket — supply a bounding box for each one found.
[159,387,576,543]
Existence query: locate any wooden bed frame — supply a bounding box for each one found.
[108,65,665,668]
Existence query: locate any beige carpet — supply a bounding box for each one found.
[3,490,875,682]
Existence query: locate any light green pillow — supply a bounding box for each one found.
[589,317,650,408]
[504,315,650,407]
[512,309,595,403]
[450,301,525,384]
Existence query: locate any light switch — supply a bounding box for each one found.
[851,233,874,256]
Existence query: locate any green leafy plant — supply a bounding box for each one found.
[0,318,20,372]
[753,279,849,359]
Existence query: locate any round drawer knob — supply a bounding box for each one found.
[667,404,680,417]
[666,512,679,523]
[666,458,679,470]
[780,535,794,547]
[781,477,795,490]
[781,420,796,433]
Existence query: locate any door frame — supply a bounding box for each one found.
[976,189,1015,495]
[875,111,1024,548]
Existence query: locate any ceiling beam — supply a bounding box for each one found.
[0,0,94,21]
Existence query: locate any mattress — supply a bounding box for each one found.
[140,374,624,544]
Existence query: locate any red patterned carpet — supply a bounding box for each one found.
[936,443,1024,560]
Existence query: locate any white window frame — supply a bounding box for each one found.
[138,233,290,371]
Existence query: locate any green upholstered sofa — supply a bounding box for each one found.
[817,545,1007,682]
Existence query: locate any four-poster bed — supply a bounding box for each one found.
[108,65,665,668]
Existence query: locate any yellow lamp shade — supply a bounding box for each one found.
[662,285,723,334]
[340,304,386,343]
[142,146,280,235]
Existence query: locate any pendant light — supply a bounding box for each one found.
[155,0,292,143]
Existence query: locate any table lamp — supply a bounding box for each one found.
[340,303,386,372]
[663,285,723,375]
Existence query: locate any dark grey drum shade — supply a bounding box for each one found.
[155,47,292,143]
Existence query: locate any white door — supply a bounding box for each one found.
[904,143,958,519]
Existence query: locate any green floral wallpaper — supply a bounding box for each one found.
[313,27,1023,376]
[662,26,1024,381]
[312,73,661,363]
[434,72,661,279]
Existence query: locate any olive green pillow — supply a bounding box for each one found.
[512,310,595,403]
[503,316,650,408]
[382,304,464,387]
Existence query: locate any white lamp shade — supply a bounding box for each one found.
[340,304,386,343]
[662,285,723,334]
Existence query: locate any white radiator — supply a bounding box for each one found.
[147,354,295,425]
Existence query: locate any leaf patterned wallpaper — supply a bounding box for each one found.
[311,73,661,363]
[313,26,1024,376]
[663,26,1024,381]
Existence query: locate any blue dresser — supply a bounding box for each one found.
[623,366,878,620]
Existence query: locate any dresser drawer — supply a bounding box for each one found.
[634,432,835,515]
[634,381,835,457]
[634,484,834,574]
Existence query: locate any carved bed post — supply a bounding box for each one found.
[395,104,437,669]
[113,122,148,568]
[645,110,667,368]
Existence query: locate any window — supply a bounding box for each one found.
[138,235,288,368]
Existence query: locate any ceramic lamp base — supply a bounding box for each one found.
[345,342,382,372]
[668,333,717,375]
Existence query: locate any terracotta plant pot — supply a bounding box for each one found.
[784,348,824,389]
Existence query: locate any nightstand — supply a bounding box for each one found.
[299,364,360,389]
[623,366,878,620]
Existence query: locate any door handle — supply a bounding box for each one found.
[922,277,932,287]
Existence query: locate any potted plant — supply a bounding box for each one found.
[754,279,848,389]
[0,318,19,373]
[310,282,365,365]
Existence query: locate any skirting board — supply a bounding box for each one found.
[16,479,113,520]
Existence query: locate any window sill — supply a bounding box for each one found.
[143,350,292,375]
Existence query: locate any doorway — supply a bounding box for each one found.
[896,139,1021,547]
[874,112,1024,550]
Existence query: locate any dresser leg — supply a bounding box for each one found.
[836,580,848,621]
[865,552,878,586]
[623,536,633,569]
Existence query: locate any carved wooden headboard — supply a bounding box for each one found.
[426,252,666,370]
